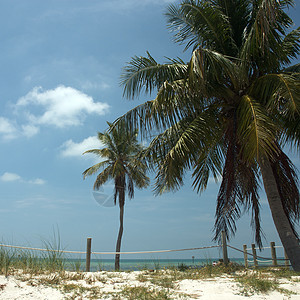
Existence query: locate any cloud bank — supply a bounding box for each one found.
[0,172,21,182]
[60,136,103,158]
[0,85,110,141]
[0,172,45,185]
[0,117,18,140]
[17,85,109,128]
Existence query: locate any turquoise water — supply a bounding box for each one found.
[63,257,287,272]
[64,258,229,271]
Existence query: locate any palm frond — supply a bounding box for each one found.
[215,0,251,52]
[98,131,119,157]
[280,28,300,65]
[113,100,157,138]
[237,95,278,161]
[166,0,233,52]
[126,175,134,200]
[93,166,114,190]
[149,121,195,194]
[82,160,111,179]
[250,192,264,249]
[214,129,262,247]
[146,109,221,194]
[281,116,300,149]
[83,148,113,159]
[189,48,241,91]
[121,52,188,99]
[240,0,296,72]
[214,137,241,243]
[250,73,300,116]
[116,78,208,139]
[192,139,224,193]
[283,63,300,73]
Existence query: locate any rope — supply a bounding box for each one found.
[0,244,86,254]
[228,245,289,261]
[250,260,273,263]
[0,242,288,261]
[92,245,220,255]
[0,243,220,255]
[246,245,283,251]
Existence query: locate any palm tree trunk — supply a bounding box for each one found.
[115,203,124,271]
[260,157,300,271]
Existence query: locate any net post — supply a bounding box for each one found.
[251,244,258,268]
[243,244,248,268]
[86,237,92,272]
[270,242,277,267]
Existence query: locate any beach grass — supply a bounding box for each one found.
[0,234,66,277]
[236,270,296,296]
[120,285,173,300]
[0,246,15,277]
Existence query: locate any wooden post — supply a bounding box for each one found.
[270,242,277,267]
[284,249,289,267]
[221,230,229,265]
[251,244,258,268]
[86,238,92,272]
[243,244,248,268]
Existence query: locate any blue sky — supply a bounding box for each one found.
[0,0,299,260]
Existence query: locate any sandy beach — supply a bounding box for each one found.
[0,269,299,299]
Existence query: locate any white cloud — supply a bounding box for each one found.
[60,136,103,158]
[28,178,46,185]
[0,172,21,182]
[80,80,110,91]
[21,124,40,137]
[15,195,74,209]
[16,85,110,128]
[0,85,109,141]
[0,117,18,140]
[0,172,45,185]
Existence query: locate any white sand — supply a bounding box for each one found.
[0,276,63,299]
[0,270,299,299]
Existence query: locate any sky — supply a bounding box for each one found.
[0,0,299,261]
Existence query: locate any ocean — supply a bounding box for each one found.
[63,257,287,272]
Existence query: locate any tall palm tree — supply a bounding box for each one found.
[82,122,150,270]
[117,0,300,270]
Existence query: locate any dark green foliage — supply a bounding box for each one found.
[118,0,300,249]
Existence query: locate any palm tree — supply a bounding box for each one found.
[82,122,150,270]
[117,0,300,270]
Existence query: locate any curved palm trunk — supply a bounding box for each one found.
[260,157,300,271]
[115,202,124,271]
